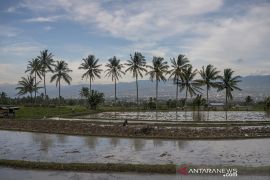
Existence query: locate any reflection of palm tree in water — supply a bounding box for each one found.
[110,138,120,147]
[192,111,206,121]
[84,137,97,150]
[176,140,187,149]
[153,139,163,148]
[56,134,67,144]
[32,134,54,153]
[133,139,145,151]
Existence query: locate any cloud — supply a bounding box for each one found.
[0,64,25,84]
[187,3,270,75]
[0,42,44,55]
[23,16,62,23]
[0,25,20,37]
[44,26,53,31]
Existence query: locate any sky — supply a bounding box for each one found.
[0,0,270,85]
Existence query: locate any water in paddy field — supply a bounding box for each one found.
[78,111,270,121]
[0,167,269,180]
[0,130,269,166]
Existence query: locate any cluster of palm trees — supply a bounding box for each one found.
[17,49,242,109]
[17,50,72,104]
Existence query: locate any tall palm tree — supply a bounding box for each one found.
[218,69,241,110]
[196,64,220,105]
[25,58,42,103]
[125,52,147,105]
[16,76,41,103]
[105,56,125,104]
[146,57,169,109]
[50,61,72,105]
[78,55,102,92]
[180,66,201,108]
[38,49,54,99]
[168,54,190,108]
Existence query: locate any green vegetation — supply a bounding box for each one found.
[218,69,242,110]
[15,106,89,119]
[78,54,102,91]
[25,58,42,103]
[196,64,220,105]
[16,76,41,103]
[0,159,269,175]
[105,56,125,104]
[87,90,105,110]
[125,52,147,106]
[50,60,72,105]
[38,49,55,98]
[169,54,190,109]
[146,56,169,109]
[180,66,201,107]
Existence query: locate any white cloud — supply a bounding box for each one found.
[23,16,62,23]
[0,42,44,55]
[0,25,20,37]
[187,3,270,75]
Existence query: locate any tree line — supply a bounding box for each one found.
[17,49,243,109]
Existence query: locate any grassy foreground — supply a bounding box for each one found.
[15,106,93,119]
[0,159,269,175]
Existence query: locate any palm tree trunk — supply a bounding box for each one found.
[59,80,61,106]
[136,75,138,106]
[185,88,188,109]
[30,92,33,104]
[225,89,228,111]
[89,78,92,92]
[176,78,179,108]
[34,72,37,104]
[114,78,117,104]
[207,85,209,105]
[156,79,158,110]
[43,73,46,98]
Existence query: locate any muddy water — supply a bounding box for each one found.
[77,111,270,121]
[0,130,270,166]
[0,167,269,180]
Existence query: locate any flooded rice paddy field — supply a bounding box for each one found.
[78,111,270,122]
[0,130,269,166]
[0,167,269,180]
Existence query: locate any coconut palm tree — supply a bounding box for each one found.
[146,57,169,109]
[125,52,147,106]
[105,56,125,104]
[78,55,102,91]
[217,69,241,110]
[16,76,41,103]
[38,49,55,99]
[50,61,72,105]
[25,58,42,103]
[196,64,220,105]
[168,54,190,108]
[180,66,201,108]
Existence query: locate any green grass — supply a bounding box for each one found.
[0,159,269,175]
[15,106,91,119]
